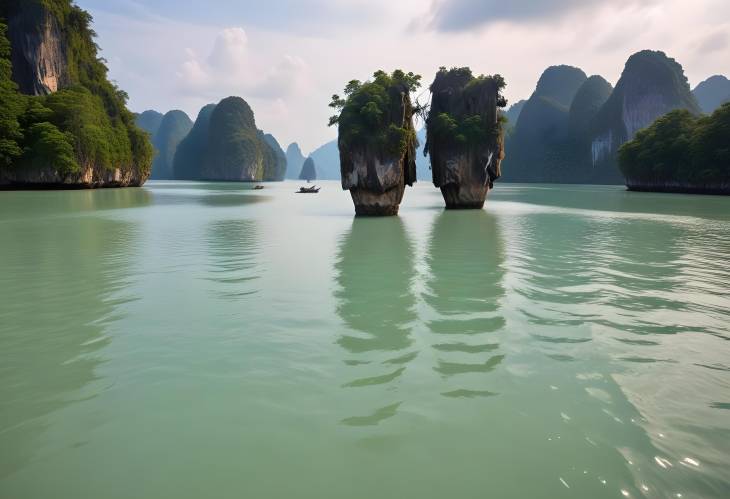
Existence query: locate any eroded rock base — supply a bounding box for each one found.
[350,187,403,217]
[440,184,489,210]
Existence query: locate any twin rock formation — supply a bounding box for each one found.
[334,68,507,216]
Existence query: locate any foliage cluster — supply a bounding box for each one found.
[0,1,153,176]
[619,104,730,185]
[425,67,507,154]
[328,69,421,157]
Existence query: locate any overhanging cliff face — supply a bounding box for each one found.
[425,69,505,209]
[7,3,69,95]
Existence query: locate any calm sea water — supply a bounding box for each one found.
[1,181,729,499]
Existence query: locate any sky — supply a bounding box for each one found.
[75,0,730,154]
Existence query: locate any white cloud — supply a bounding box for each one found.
[208,28,249,69]
[177,27,310,103]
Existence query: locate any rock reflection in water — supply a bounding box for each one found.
[424,210,506,397]
[335,218,416,425]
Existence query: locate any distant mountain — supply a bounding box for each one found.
[501,65,588,183]
[285,143,306,179]
[500,51,703,185]
[261,133,287,181]
[569,76,613,136]
[590,50,701,182]
[173,104,216,180]
[150,110,193,180]
[503,99,526,132]
[135,110,164,137]
[298,157,317,181]
[200,96,285,181]
[693,75,730,114]
[309,139,340,180]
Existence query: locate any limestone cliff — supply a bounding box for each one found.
[150,110,192,180]
[332,70,420,216]
[500,66,587,183]
[6,2,69,95]
[261,133,287,181]
[285,143,306,179]
[425,67,506,209]
[172,103,216,180]
[0,0,153,188]
[201,96,284,182]
[590,50,700,179]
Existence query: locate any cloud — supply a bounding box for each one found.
[208,28,248,69]
[176,27,309,101]
[420,0,653,32]
[696,29,729,54]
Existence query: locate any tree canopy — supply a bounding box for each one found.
[329,69,421,157]
[619,103,730,187]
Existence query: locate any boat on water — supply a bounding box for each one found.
[297,186,320,194]
[253,185,265,190]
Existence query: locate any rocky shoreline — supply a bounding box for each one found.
[0,165,149,189]
[626,181,730,195]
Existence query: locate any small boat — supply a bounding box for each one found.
[253,185,265,190]
[296,185,320,194]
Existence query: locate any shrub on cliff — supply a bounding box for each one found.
[424,67,507,156]
[0,22,24,166]
[328,69,421,158]
[619,103,730,187]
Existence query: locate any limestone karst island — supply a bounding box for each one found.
[1,1,729,499]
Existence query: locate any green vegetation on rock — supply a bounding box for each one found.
[172,103,215,180]
[329,69,421,158]
[619,103,730,193]
[150,110,192,179]
[135,110,164,137]
[0,1,153,185]
[261,133,287,181]
[500,65,587,183]
[425,67,507,157]
[200,96,285,181]
[569,75,613,137]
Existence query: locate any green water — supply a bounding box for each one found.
[1,181,729,498]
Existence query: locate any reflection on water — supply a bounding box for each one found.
[0,216,138,477]
[1,182,729,499]
[205,220,261,301]
[425,211,506,397]
[335,218,416,425]
[0,188,152,222]
[504,204,730,497]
